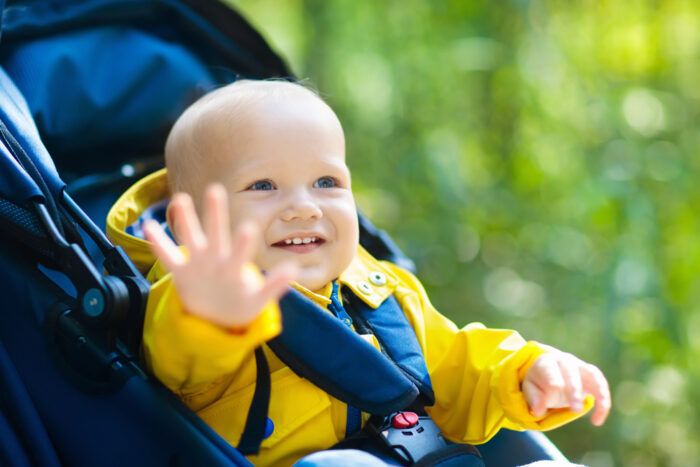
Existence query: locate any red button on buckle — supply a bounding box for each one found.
[391,411,419,429]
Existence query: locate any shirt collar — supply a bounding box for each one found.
[292,281,333,306]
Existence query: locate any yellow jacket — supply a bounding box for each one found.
[106,170,592,467]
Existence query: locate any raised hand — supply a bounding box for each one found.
[143,184,297,328]
[522,346,611,426]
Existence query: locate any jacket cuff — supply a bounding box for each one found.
[146,274,281,360]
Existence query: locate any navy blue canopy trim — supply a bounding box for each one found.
[0,66,62,202]
[0,64,72,261]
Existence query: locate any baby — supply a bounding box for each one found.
[112,80,610,466]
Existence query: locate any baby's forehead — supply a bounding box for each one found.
[210,80,324,114]
[195,82,333,140]
[179,80,345,186]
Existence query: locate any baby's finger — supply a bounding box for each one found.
[257,263,298,303]
[525,354,567,413]
[582,363,611,426]
[229,221,258,268]
[558,355,585,413]
[522,380,547,418]
[532,353,566,390]
[171,193,206,252]
[203,184,230,257]
[143,220,185,271]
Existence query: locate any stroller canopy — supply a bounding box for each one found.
[0,0,290,179]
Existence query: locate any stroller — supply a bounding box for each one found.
[0,1,570,465]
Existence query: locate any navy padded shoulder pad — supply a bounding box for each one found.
[347,293,434,405]
[269,288,420,415]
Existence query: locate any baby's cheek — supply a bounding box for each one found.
[254,248,275,272]
[332,243,357,279]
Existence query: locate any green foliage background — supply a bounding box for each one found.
[230,1,700,465]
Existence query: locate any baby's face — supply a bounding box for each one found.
[205,91,359,292]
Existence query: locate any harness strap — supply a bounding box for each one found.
[326,282,363,437]
[345,405,363,438]
[237,346,271,455]
[342,291,435,405]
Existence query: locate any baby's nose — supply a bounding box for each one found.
[281,192,322,221]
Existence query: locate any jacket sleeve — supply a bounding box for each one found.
[384,262,594,445]
[142,266,281,396]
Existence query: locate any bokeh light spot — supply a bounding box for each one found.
[623,89,665,136]
[483,268,546,316]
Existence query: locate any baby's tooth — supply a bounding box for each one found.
[285,239,292,245]
[293,238,302,244]
[302,238,312,244]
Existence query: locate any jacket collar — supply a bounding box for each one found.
[291,246,399,310]
[337,246,399,309]
[106,168,170,274]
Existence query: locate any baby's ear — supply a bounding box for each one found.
[165,200,179,243]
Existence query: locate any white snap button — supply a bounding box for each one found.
[369,271,386,286]
[357,282,373,295]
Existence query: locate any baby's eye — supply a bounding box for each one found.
[313,176,336,189]
[248,180,275,191]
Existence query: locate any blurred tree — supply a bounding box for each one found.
[229,1,700,465]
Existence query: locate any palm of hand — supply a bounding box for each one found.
[143,184,296,329]
[168,247,269,327]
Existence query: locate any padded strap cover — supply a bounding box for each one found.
[268,288,432,415]
[347,293,434,405]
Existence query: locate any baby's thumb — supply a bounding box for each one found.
[522,380,546,417]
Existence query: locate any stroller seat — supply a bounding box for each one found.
[0,1,567,465]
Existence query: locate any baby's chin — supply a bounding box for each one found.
[258,257,351,293]
[287,264,341,293]
[296,273,335,294]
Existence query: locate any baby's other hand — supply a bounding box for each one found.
[143,184,297,329]
[522,345,611,426]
